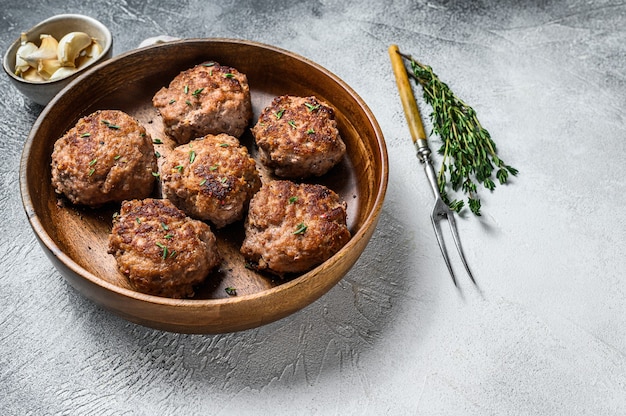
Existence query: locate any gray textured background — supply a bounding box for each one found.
[2,0,626,415]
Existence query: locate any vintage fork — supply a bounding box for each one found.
[388,44,475,286]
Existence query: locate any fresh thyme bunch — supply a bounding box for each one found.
[403,55,518,216]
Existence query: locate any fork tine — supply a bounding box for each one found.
[445,210,476,285]
[430,213,458,286]
[388,45,475,286]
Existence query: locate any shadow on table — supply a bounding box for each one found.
[76,206,430,392]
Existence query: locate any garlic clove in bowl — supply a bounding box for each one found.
[48,66,78,81]
[57,32,93,67]
[21,34,59,66]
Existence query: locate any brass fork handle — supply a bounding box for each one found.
[388,44,428,144]
[389,44,440,198]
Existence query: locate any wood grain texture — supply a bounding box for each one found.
[20,39,388,334]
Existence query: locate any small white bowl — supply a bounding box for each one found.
[2,14,112,106]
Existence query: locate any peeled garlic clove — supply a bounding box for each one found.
[76,40,102,69]
[48,66,78,81]
[37,58,62,80]
[21,67,45,82]
[15,43,38,70]
[57,32,92,67]
[15,37,39,74]
[84,39,102,57]
[22,34,59,66]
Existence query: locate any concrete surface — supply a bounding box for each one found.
[1,0,625,414]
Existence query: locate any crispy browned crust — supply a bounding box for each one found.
[153,62,252,144]
[251,95,346,178]
[107,198,221,298]
[51,110,158,206]
[241,180,351,275]
[161,133,261,228]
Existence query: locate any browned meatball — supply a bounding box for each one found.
[153,61,252,144]
[241,180,351,275]
[108,198,221,298]
[251,95,346,178]
[51,110,158,206]
[161,133,261,228]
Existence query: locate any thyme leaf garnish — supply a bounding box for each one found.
[101,120,120,129]
[402,53,518,216]
[305,102,320,112]
[293,222,307,235]
[155,242,168,259]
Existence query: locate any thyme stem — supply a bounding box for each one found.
[401,52,518,215]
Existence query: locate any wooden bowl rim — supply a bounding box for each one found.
[20,37,388,309]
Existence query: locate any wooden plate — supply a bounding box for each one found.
[20,39,388,333]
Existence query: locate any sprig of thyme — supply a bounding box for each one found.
[401,53,518,216]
